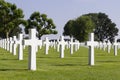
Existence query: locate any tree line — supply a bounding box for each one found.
[63,13,119,42]
[0,0,119,42]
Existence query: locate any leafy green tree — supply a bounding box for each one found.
[84,12,119,42]
[63,20,75,37]
[63,16,95,42]
[25,12,57,39]
[0,0,27,38]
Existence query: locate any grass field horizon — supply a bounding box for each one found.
[0,46,120,80]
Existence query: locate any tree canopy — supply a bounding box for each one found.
[25,12,58,39]
[0,0,27,38]
[63,12,119,42]
[63,16,95,42]
[84,12,119,42]
[63,20,75,37]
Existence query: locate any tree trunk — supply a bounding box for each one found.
[38,36,41,40]
[38,34,42,40]
[6,32,9,38]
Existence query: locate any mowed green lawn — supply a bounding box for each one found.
[0,46,120,80]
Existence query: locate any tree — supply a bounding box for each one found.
[63,16,95,42]
[63,20,75,37]
[84,12,119,42]
[0,0,27,38]
[25,12,57,39]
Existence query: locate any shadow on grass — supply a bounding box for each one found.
[53,63,88,66]
[0,68,28,71]
[37,57,59,59]
[0,58,17,60]
[97,60,120,63]
[0,53,6,55]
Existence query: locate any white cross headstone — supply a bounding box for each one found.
[0,40,1,48]
[65,40,69,49]
[113,38,118,56]
[23,28,41,71]
[102,40,106,51]
[58,36,66,58]
[0,39,2,48]
[17,34,23,60]
[53,40,56,49]
[99,42,103,50]
[57,39,60,52]
[0,39,4,48]
[6,38,10,51]
[3,39,5,49]
[107,40,111,53]
[13,36,17,55]
[9,37,13,53]
[74,40,80,52]
[44,37,50,55]
[39,40,42,49]
[49,41,53,48]
[70,37,74,54]
[86,33,98,66]
[118,42,120,49]
[4,39,7,50]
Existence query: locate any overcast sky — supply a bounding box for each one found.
[5,0,120,39]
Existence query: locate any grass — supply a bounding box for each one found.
[0,46,120,80]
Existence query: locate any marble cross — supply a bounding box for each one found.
[12,36,17,55]
[113,38,118,56]
[58,36,66,58]
[86,33,98,66]
[70,37,74,54]
[9,37,13,53]
[23,28,41,71]
[17,34,23,60]
[107,40,111,53]
[44,37,50,55]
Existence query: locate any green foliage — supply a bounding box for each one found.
[1,47,120,80]
[63,12,119,42]
[63,16,95,42]
[63,20,75,37]
[84,12,119,42]
[25,12,58,39]
[73,16,95,41]
[0,0,27,38]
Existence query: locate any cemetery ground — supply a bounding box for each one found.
[0,47,120,80]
